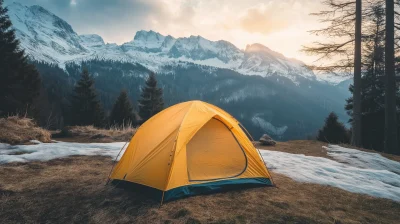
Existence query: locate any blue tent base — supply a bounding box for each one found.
[112,177,273,202]
[164,177,273,202]
[111,180,163,201]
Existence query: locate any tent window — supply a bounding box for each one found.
[186,118,247,181]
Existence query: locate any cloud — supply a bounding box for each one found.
[239,1,305,35]
[240,8,289,34]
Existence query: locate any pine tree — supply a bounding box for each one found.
[384,0,399,154]
[109,90,136,127]
[70,69,104,127]
[317,112,350,144]
[302,0,363,147]
[346,2,400,151]
[138,72,164,123]
[352,0,363,147]
[0,0,41,116]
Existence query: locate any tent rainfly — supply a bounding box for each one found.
[109,100,273,202]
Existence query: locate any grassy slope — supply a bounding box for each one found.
[0,116,51,144]
[0,141,399,223]
[54,125,137,143]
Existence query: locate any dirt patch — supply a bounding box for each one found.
[257,140,400,162]
[0,156,398,224]
[256,140,330,158]
[0,116,51,144]
[54,125,137,143]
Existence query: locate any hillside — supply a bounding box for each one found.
[0,140,399,223]
[6,2,347,85]
[6,2,352,140]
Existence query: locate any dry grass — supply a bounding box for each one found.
[0,116,51,144]
[0,155,399,224]
[57,125,137,143]
[257,140,400,162]
[256,140,330,158]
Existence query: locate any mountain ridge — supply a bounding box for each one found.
[5,2,352,140]
[6,1,349,85]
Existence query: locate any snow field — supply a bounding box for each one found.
[261,145,400,201]
[0,141,399,202]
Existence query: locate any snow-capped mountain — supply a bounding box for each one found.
[238,44,315,83]
[79,34,105,48]
[121,30,173,53]
[7,2,87,64]
[5,2,353,140]
[168,36,243,63]
[6,2,348,85]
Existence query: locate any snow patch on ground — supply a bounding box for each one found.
[261,145,400,202]
[0,141,127,164]
[1,141,399,202]
[325,145,400,174]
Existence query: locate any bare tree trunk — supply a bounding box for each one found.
[384,0,399,154]
[352,0,363,147]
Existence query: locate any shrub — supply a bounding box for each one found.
[317,112,350,144]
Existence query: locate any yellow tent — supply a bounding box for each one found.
[110,100,273,202]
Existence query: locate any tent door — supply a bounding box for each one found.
[186,118,247,181]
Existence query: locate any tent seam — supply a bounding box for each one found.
[239,123,275,185]
[163,101,196,191]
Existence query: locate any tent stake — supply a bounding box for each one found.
[160,191,165,207]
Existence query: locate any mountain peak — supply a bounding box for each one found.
[245,43,288,60]
[189,35,204,39]
[8,2,335,84]
[133,30,165,41]
[29,4,61,21]
[79,34,105,47]
[245,43,272,53]
[7,2,86,63]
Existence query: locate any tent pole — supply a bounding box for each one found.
[105,141,128,185]
[239,123,276,186]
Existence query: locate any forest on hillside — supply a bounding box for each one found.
[1,0,400,154]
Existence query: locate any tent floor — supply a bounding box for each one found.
[111,177,273,202]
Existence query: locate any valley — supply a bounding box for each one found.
[7,2,352,140]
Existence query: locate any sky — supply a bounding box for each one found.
[4,0,327,63]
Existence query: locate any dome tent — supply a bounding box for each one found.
[109,101,273,202]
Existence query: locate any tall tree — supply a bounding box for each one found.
[138,72,164,123]
[303,0,362,147]
[0,0,41,116]
[109,90,136,127]
[70,69,104,127]
[346,3,388,150]
[352,0,363,147]
[384,0,399,153]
